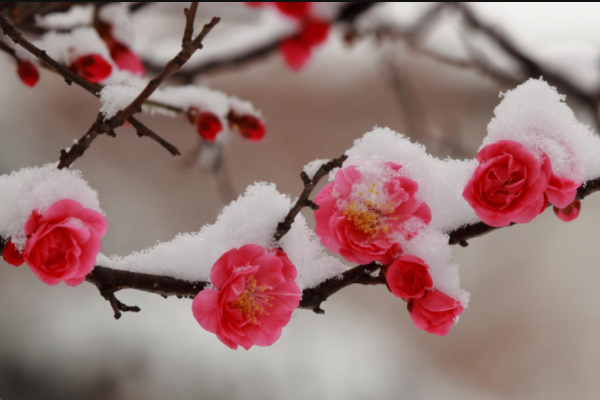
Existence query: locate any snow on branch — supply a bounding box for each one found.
[2,79,591,324]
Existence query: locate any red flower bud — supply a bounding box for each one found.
[110,44,145,77]
[71,54,113,83]
[553,200,581,222]
[3,239,24,267]
[299,19,330,46]
[229,113,266,142]
[279,38,312,70]
[17,61,40,88]
[195,112,223,142]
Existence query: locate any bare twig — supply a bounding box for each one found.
[273,154,348,242]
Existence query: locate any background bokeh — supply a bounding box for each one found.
[1,3,600,399]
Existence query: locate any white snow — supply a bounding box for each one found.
[35,5,93,30]
[98,183,347,289]
[17,28,114,75]
[344,127,479,233]
[99,3,135,47]
[0,164,102,250]
[395,225,469,306]
[303,159,329,180]
[99,81,143,119]
[484,78,600,182]
[99,79,263,120]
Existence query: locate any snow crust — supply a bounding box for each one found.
[98,183,347,289]
[99,81,262,120]
[483,78,600,182]
[20,28,113,68]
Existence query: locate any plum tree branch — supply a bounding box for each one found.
[58,6,221,169]
[66,164,600,318]
[0,5,220,169]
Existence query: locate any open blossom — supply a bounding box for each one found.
[228,112,266,141]
[385,256,433,299]
[464,140,581,227]
[23,199,108,286]
[554,200,581,222]
[17,61,40,88]
[408,290,464,336]
[70,54,113,83]
[2,239,25,267]
[315,163,431,265]
[192,245,301,350]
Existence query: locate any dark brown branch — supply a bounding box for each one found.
[83,174,600,318]
[448,177,600,246]
[299,262,385,314]
[0,38,16,60]
[273,155,348,242]
[115,14,220,123]
[58,10,220,168]
[0,13,103,94]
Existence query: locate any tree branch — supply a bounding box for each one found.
[273,154,347,242]
[80,163,600,319]
[0,5,220,169]
[57,8,220,169]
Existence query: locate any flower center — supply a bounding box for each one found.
[344,183,397,238]
[230,275,274,324]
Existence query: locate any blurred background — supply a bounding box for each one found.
[1,2,600,399]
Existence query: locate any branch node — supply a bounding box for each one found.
[300,171,311,185]
[304,199,319,211]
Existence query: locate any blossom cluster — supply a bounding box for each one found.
[1,74,594,352]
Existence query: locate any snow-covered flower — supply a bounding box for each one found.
[22,199,108,286]
[314,163,431,265]
[463,140,581,227]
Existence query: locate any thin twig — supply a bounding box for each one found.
[273,155,348,242]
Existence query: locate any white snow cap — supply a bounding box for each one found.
[99,79,263,120]
[98,183,347,289]
[344,127,479,233]
[99,3,135,47]
[0,164,102,250]
[483,78,600,182]
[303,159,329,180]
[24,28,113,67]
